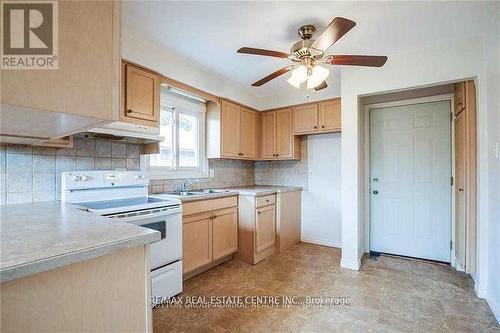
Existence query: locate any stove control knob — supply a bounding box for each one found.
[80,175,89,181]
[136,174,146,180]
[72,175,80,182]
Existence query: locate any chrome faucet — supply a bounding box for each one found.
[178,178,199,192]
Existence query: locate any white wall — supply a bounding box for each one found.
[340,12,500,323]
[485,4,500,322]
[301,133,342,247]
[122,33,261,110]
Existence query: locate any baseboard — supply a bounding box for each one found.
[474,281,486,298]
[301,235,341,248]
[486,294,500,324]
[340,258,361,271]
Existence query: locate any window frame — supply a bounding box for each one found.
[141,99,208,180]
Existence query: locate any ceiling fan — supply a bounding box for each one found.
[237,17,388,91]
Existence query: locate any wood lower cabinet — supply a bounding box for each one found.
[255,205,276,252]
[293,98,341,135]
[182,212,213,273]
[261,108,300,160]
[122,62,161,125]
[182,196,238,277]
[212,207,238,260]
[237,194,277,264]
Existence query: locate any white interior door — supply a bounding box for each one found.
[370,100,452,262]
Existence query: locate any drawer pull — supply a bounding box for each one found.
[126,109,133,114]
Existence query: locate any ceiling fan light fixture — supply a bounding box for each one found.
[307,65,329,89]
[287,75,302,88]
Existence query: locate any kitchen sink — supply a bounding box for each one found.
[162,189,231,196]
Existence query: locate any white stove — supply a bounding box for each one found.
[61,171,183,299]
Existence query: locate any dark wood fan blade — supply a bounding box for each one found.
[324,55,388,67]
[313,81,328,92]
[252,66,293,86]
[237,47,289,59]
[311,17,356,52]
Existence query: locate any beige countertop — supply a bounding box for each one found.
[154,185,302,202]
[220,185,302,196]
[0,201,160,283]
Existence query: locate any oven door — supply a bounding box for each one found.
[106,206,182,270]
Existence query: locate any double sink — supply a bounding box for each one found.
[159,189,233,198]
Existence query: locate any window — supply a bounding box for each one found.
[142,85,208,179]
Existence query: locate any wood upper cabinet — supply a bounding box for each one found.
[221,99,241,157]
[122,62,160,124]
[219,99,259,159]
[240,107,257,158]
[212,207,238,260]
[0,1,121,144]
[182,212,213,274]
[292,98,341,135]
[260,108,300,160]
[319,99,341,132]
[454,82,466,116]
[255,205,276,253]
[275,108,294,158]
[294,104,318,134]
[261,112,276,159]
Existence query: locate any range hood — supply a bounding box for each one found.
[87,121,164,143]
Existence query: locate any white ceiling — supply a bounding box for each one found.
[123,1,494,98]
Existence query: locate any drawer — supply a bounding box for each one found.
[183,195,238,216]
[256,194,276,208]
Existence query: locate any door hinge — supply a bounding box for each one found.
[450,241,453,250]
[450,112,454,122]
[450,176,454,186]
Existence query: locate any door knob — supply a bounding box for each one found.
[373,190,379,195]
[373,178,379,183]
[458,188,464,192]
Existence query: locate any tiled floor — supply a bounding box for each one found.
[153,243,499,332]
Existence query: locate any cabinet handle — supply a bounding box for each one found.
[322,125,325,128]
[126,109,133,114]
[266,199,269,202]
[276,154,279,157]
[458,188,464,192]
[257,211,261,214]
[213,215,218,219]
[314,126,317,129]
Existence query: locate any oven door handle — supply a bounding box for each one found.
[109,206,182,223]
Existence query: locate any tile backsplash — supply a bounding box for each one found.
[254,137,308,189]
[0,138,142,204]
[148,159,255,194]
[1,137,307,205]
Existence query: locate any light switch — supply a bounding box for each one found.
[308,170,313,177]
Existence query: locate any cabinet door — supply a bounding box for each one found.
[255,205,276,252]
[124,64,160,123]
[454,82,466,116]
[275,108,293,158]
[293,104,318,134]
[319,99,341,132]
[261,111,276,159]
[212,207,238,260]
[240,107,257,158]
[221,99,241,157]
[182,213,213,273]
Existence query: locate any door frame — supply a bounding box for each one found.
[363,93,457,266]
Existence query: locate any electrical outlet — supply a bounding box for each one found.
[209,169,215,178]
[308,170,313,177]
